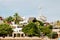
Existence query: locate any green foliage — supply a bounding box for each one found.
[6,16,14,22]
[14,13,23,24]
[43,27,51,35]
[0,24,13,36]
[3,16,14,24]
[39,26,52,35]
[0,13,54,37]
[22,22,40,37]
[47,32,58,39]
[22,20,53,37]
[37,20,44,26]
[48,25,53,29]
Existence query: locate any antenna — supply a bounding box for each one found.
[39,7,43,16]
[38,7,47,22]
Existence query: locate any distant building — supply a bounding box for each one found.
[28,17,36,23]
[0,17,3,24]
[10,17,28,37]
[52,20,60,37]
[19,17,28,25]
[38,15,47,23]
[0,17,3,20]
[52,20,60,28]
[11,22,25,37]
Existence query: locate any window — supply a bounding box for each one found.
[17,26,20,28]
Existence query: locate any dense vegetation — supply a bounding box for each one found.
[0,24,13,37]
[22,18,58,38]
[22,22,40,37]
[0,13,58,39]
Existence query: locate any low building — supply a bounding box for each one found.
[52,21,60,37]
[38,15,47,23]
[19,17,28,25]
[11,22,25,37]
[0,17,3,24]
[28,17,36,23]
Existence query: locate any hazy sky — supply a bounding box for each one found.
[0,0,60,22]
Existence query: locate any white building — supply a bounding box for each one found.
[9,17,28,37]
[11,22,25,37]
[37,15,47,23]
[19,17,28,25]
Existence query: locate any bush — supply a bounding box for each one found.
[47,32,58,39]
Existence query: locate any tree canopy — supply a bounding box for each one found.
[22,19,53,37]
[0,24,13,36]
[13,13,23,24]
[22,22,40,37]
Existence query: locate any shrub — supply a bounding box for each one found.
[47,32,58,39]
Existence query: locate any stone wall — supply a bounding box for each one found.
[0,37,41,40]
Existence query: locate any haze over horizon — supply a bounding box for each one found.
[0,0,60,22]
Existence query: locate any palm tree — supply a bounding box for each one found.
[13,13,23,24]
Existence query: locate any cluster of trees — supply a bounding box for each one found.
[4,13,23,24]
[0,13,23,37]
[0,13,58,39]
[22,19,58,39]
[0,24,13,37]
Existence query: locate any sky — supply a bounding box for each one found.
[0,0,60,22]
